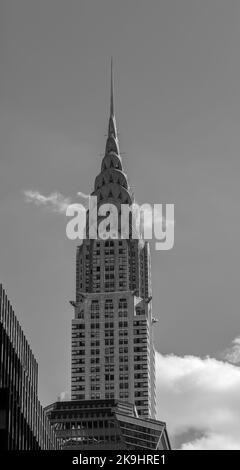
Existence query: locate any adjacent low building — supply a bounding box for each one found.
[45,399,171,450]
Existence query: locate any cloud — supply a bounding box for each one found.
[138,204,175,230]
[24,190,72,214]
[77,191,90,200]
[220,336,240,365]
[181,433,240,450]
[155,348,240,450]
[58,391,70,401]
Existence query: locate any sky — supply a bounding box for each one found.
[1,0,240,449]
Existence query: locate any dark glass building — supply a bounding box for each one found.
[0,284,58,449]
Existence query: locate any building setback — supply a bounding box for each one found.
[0,284,58,450]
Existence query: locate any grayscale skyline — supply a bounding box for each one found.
[1,0,240,449]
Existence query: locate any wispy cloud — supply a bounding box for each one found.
[58,391,70,402]
[220,336,240,365]
[24,190,72,214]
[137,204,175,231]
[155,343,240,450]
[77,191,90,200]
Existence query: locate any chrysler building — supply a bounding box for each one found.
[71,61,156,419]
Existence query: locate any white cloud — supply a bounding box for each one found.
[24,190,71,214]
[139,205,174,230]
[58,391,70,401]
[155,349,240,450]
[181,433,240,450]
[77,191,90,200]
[220,336,240,365]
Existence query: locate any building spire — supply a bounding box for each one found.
[110,56,114,117]
[94,60,133,208]
[106,57,119,154]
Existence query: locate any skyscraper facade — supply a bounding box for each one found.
[71,63,156,419]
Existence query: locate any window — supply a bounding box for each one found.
[105,374,114,381]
